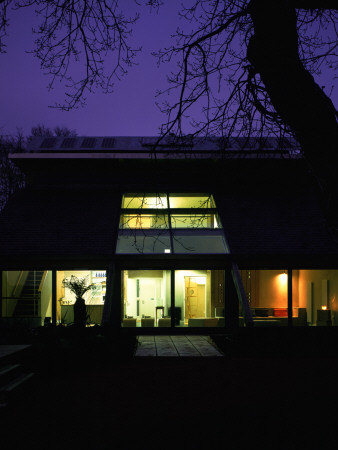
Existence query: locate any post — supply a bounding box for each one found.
[224,268,239,333]
[170,269,175,328]
[102,263,121,332]
[288,269,293,327]
[0,271,2,318]
[52,270,57,326]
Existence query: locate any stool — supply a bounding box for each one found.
[141,318,154,327]
[155,306,165,321]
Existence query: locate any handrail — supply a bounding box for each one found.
[12,271,24,297]
[38,271,48,292]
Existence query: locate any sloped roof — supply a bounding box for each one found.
[215,188,338,259]
[1,136,338,268]
[0,187,121,267]
[16,136,301,160]
[1,181,338,268]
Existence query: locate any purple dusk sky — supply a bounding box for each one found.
[0,2,337,138]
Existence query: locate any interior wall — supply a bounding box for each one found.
[253,270,288,308]
[298,270,338,318]
[175,270,208,322]
[2,271,28,317]
[292,270,299,307]
[40,271,52,320]
[56,270,65,322]
[123,270,170,319]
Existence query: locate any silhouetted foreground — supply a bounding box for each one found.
[1,326,338,448]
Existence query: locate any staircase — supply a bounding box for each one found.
[13,271,44,317]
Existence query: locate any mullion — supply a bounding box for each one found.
[120,208,218,214]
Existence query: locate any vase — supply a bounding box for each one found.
[74,297,86,327]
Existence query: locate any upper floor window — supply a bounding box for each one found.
[116,193,229,254]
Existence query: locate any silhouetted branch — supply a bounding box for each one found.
[1,0,141,109]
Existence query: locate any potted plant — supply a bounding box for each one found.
[62,275,94,328]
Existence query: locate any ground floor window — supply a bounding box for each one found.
[0,270,107,327]
[57,270,106,326]
[1,270,51,328]
[239,269,338,327]
[3,268,338,330]
[121,269,225,328]
[295,269,338,326]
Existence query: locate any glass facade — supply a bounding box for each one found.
[294,270,338,326]
[122,270,171,328]
[238,269,338,327]
[121,269,225,328]
[239,270,289,327]
[116,193,229,254]
[1,270,52,327]
[4,194,337,333]
[4,268,338,330]
[57,270,106,326]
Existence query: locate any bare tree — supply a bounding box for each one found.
[0,131,25,211]
[1,1,337,220]
[0,0,141,110]
[30,124,77,138]
[152,1,338,224]
[0,124,77,210]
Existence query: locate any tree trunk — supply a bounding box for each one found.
[247,0,338,226]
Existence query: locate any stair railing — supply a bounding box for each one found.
[11,271,24,297]
[38,271,48,293]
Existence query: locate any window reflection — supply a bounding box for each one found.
[120,214,169,229]
[117,193,228,254]
[170,214,220,228]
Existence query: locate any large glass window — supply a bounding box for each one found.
[57,270,106,326]
[239,269,293,327]
[1,270,51,328]
[296,270,338,326]
[238,269,338,327]
[116,193,229,254]
[175,270,225,328]
[121,270,171,328]
[120,269,225,328]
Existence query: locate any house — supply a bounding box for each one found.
[1,135,338,334]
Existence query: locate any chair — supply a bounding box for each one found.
[123,318,137,327]
[158,318,171,327]
[141,318,154,327]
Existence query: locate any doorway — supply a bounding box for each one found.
[184,276,206,323]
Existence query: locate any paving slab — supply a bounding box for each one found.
[135,336,156,356]
[170,335,201,356]
[135,336,223,357]
[155,336,179,357]
[186,336,223,357]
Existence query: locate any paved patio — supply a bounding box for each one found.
[135,335,223,357]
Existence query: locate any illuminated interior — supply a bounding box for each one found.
[57,270,106,325]
[116,193,228,254]
[121,269,225,327]
[3,269,338,327]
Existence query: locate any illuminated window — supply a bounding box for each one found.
[116,194,229,254]
[120,214,169,230]
[122,194,168,209]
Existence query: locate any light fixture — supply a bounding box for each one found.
[164,249,171,254]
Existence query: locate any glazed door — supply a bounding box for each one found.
[184,276,206,321]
